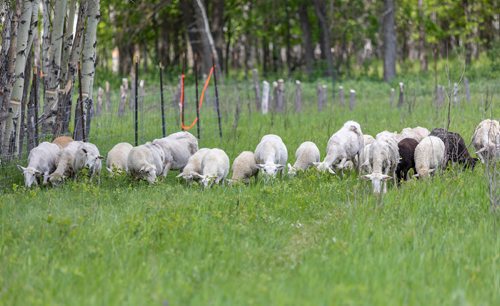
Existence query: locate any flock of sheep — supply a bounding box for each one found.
[16,118,499,193]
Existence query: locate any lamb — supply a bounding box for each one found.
[152,131,198,175]
[49,141,103,184]
[52,135,74,149]
[193,148,230,187]
[362,132,400,193]
[231,151,259,183]
[430,128,478,170]
[106,142,133,173]
[177,148,210,182]
[17,142,60,187]
[399,126,430,142]
[472,119,500,163]
[287,141,320,176]
[127,143,165,184]
[396,138,419,182]
[254,134,288,178]
[414,136,446,178]
[315,120,364,173]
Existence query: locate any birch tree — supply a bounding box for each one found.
[1,0,39,157]
[383,0,396,82]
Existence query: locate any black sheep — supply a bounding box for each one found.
[396,138,419,182]
[429,128,478,170]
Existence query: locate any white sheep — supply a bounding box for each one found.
[314,120,364,173]
[400,126,430,142]
[254,134,288,178]
[17,142,60,187]
[472,119,500,163]
[127,143,164,184]
[106,142,133,173]
[176,148,210,182]
[363,134,375,146]
[193,148,230,187]
[287,141,320,176]
[73,142,103,179]
[152,131,198,175]
[231,151,258,183]
[49,141,83,185]
[362,132,400,193]
[359,143,372,174]
[414,136,446,178]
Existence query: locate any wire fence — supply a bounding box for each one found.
[0,72,498,191]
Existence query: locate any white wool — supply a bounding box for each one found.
[414,136,446,178]
[106,142,133,173]
[472,119,500,163]
[73,142,103,178]
[363,134,375,146]
[127,144,164,184]
[400,126,430,142]
[152,131,198,174]
[363,132,400,193]
[254,134,288,178]
[178,148,210,182]
[316,120,364,172]
[231,151,258,183]
[288,141,320,176]
[49,141,85,184]
[198,148,230,187]
[18,142,60,187]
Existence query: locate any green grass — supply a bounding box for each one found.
[1,72,499,305]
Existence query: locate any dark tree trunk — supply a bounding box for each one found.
[383,0,397,81]
[298,3,314,76]
[211,0,225,73]
[313,0,334,78]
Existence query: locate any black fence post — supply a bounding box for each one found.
[212,55,222,139]
[159,63,166,137]
[195,56,200,140]
[134,57,139,146]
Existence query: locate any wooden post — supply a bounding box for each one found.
[212,54,222,139]
[397,82,404,108]
[194,57,200,140]
[276,79,285,112]
[339,86,345,107]
[436,85,445,108]
[105,81,111,112]
[173,75,181,127]
[349,89,356,111]
[317,84,326,112]
[453,82,459,105]
[134,57,138,146]
[159,64,166,137]
[118,78,127,117]
[261,81,270,114]
[252,68,261,111]
[389,88,395,107]
[96,87,103,116]
[464,78,470,103]
[294,80,302,113]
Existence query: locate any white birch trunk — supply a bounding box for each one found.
[42,0,67,133]
[2,0,38,156]
[60,0,77,82]
[261,81,270,114]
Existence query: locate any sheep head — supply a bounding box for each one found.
[256,162,284,178]
[313,162,336,174]
[17,165,42,188]
[362,173,392,194]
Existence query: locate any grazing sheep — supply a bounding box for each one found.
[362,132,400,194]
[255,134,288,178]
[414,136,446,178]
[127,144,164,184]
[430,128,478,170]
[73,142,103,179]
[472,119,500,163]
[52,135,74,149]
[396,138,419,182]
[231,151,258,183]
[17,142,60,187]
[49,141,102,184]
[315,120,364,173]
[359,143,372,174]
[177,148,210,182]
[106,142,133,173]
[399,127,430,142]
[193,148,230,187]
[287,141,320,176]
[152,131,198,175]
[363,134,375,146]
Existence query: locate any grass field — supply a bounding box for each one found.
[1,71,499,305]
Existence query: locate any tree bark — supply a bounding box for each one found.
[2,0,38,157]
[313,0,334,78]
[382,0,397,81]
[211,0,225,73]
[417,0,428,72]
[298,2,314,77]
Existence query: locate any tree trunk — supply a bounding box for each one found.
[60,0,77,82]
[417,0,427,72]
[211,0,225,73]
[19,49,33,158]
[41,0,68,133]
[382,0,396,81]
[80,0,100,141]
[181,0,221,79]
[298,2,314,77]
[2,0,38,158]
[27,66,39,152]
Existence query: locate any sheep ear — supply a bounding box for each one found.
[276,164,284,170]
[475,148,486,154]
[81,148,88,154]
[312,162,321,166]
[106,167,113,173]
[361,161,370,167]
[382,174,392,181]
[17,165,26,172]
[362,174,372,180]
[287,163,292,170]
[256,164,265,169]
[328,168,336,175]
[413,173,420,178]
[98,155,104,160]
[192,172,203,179]
[428,169,435,173]
[176,173,184,178]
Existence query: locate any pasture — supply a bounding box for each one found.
[1,73,499,305]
